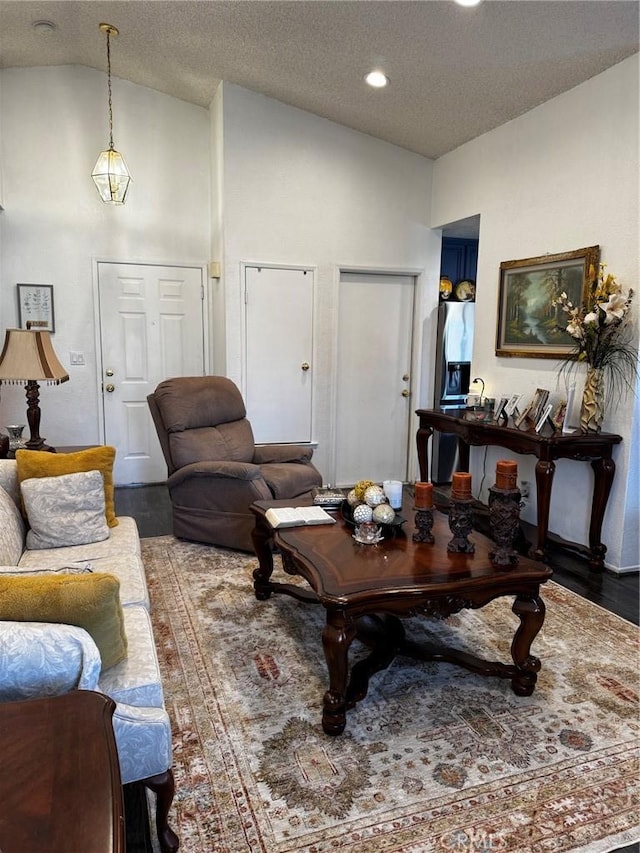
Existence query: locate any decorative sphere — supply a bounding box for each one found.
[352,503,373,523]
[347,489,360,507]
[364,485,386,507]
[354,479,375,501]
[373,504,395,524]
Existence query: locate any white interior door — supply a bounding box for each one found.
[335,272,415,486]
[244,265,314,443]
[98,262,206,485]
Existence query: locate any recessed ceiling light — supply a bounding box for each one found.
[32,20,57,34]
[454,0,483,6]
[365,70,389,89]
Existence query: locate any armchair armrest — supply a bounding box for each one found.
[253,444,315,465]
[167,459,263,489]
[0,621,101,701]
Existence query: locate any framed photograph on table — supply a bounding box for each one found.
[17,284,55,333]
[551,400,567,431]
[495,245,599,359]
[515,388,549,429]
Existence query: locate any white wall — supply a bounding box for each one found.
[0,66,210,443]
[215,84,440,477]
[431,55,639,571]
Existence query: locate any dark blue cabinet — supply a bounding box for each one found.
[440,237,478,285]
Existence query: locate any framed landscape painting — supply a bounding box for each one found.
[495,245,599,359]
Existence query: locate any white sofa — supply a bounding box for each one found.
[0,458,178,852]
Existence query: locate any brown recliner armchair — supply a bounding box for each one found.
[147,376,322,551]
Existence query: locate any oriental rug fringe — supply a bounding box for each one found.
[140,535,640,853]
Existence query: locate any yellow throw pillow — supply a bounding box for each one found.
[0,572,127,670]
[15,446,118,528]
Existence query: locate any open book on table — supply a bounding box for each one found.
[265,506,337,529]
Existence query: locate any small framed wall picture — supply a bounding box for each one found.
[17,284,55,333]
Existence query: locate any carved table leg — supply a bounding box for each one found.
[588,456,615,571]
[252,516,275,600]
[145,770,179,853]
[532,459,555,561]
[321,609,357,735]
[416,425,433,482]
[347,614,405,705]
[510,595,545,696]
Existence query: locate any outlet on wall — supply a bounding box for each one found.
[520,480,530,505]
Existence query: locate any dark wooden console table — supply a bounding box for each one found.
[0,690,125,852]
[416,408,622,571]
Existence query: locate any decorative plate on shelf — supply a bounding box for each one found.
[439,276,453,300]
[455,279,476,302]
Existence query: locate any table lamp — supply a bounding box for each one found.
[0,328,69,452]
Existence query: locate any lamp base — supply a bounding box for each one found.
[21,442,56,454]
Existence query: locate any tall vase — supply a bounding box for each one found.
[580,367,605,433]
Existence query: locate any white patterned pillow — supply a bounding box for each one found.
[0,484,25,565]
[21,470,109,550]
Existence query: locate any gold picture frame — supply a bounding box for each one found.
[495,245,599,359]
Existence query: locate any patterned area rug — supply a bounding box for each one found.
[141,536,639,853]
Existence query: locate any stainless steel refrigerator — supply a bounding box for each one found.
[432,301,475,483]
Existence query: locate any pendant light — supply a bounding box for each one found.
[92,23,132,204]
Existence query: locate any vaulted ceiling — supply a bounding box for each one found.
[1,1,638,159]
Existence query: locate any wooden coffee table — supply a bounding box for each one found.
[251,498,553,735]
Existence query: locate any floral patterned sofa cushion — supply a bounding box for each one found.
[0,459,148,610]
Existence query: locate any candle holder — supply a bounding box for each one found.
[412,507,435,543]
[488,484,521,567]
[447,497,475,553]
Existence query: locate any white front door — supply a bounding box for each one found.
[334,272,416,487]
[97,262,206,484]
[244,265,314,443]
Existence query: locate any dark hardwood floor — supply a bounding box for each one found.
[116,482,639,853]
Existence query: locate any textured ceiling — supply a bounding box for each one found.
[1,1,638,159]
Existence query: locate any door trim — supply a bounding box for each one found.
[240,260,318,446]
[92,258,209,445]
[329,265,426,486]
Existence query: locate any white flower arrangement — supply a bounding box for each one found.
[552,263,637,398]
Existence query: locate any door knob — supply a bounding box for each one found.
[105,384,115,393]
[301,362,310,371]
[402,389,410,397]
[105,368,114,377]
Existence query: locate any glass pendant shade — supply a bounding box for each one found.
[92,147,132,204]
[93,24,131,205]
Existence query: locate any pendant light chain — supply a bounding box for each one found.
[106,28,115,150]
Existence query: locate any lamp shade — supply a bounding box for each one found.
[0,329,69,385]
[92,147,132,204]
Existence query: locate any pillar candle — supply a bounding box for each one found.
[415,481,433,509]
[451,472,472,500]
[495,460,518,490]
